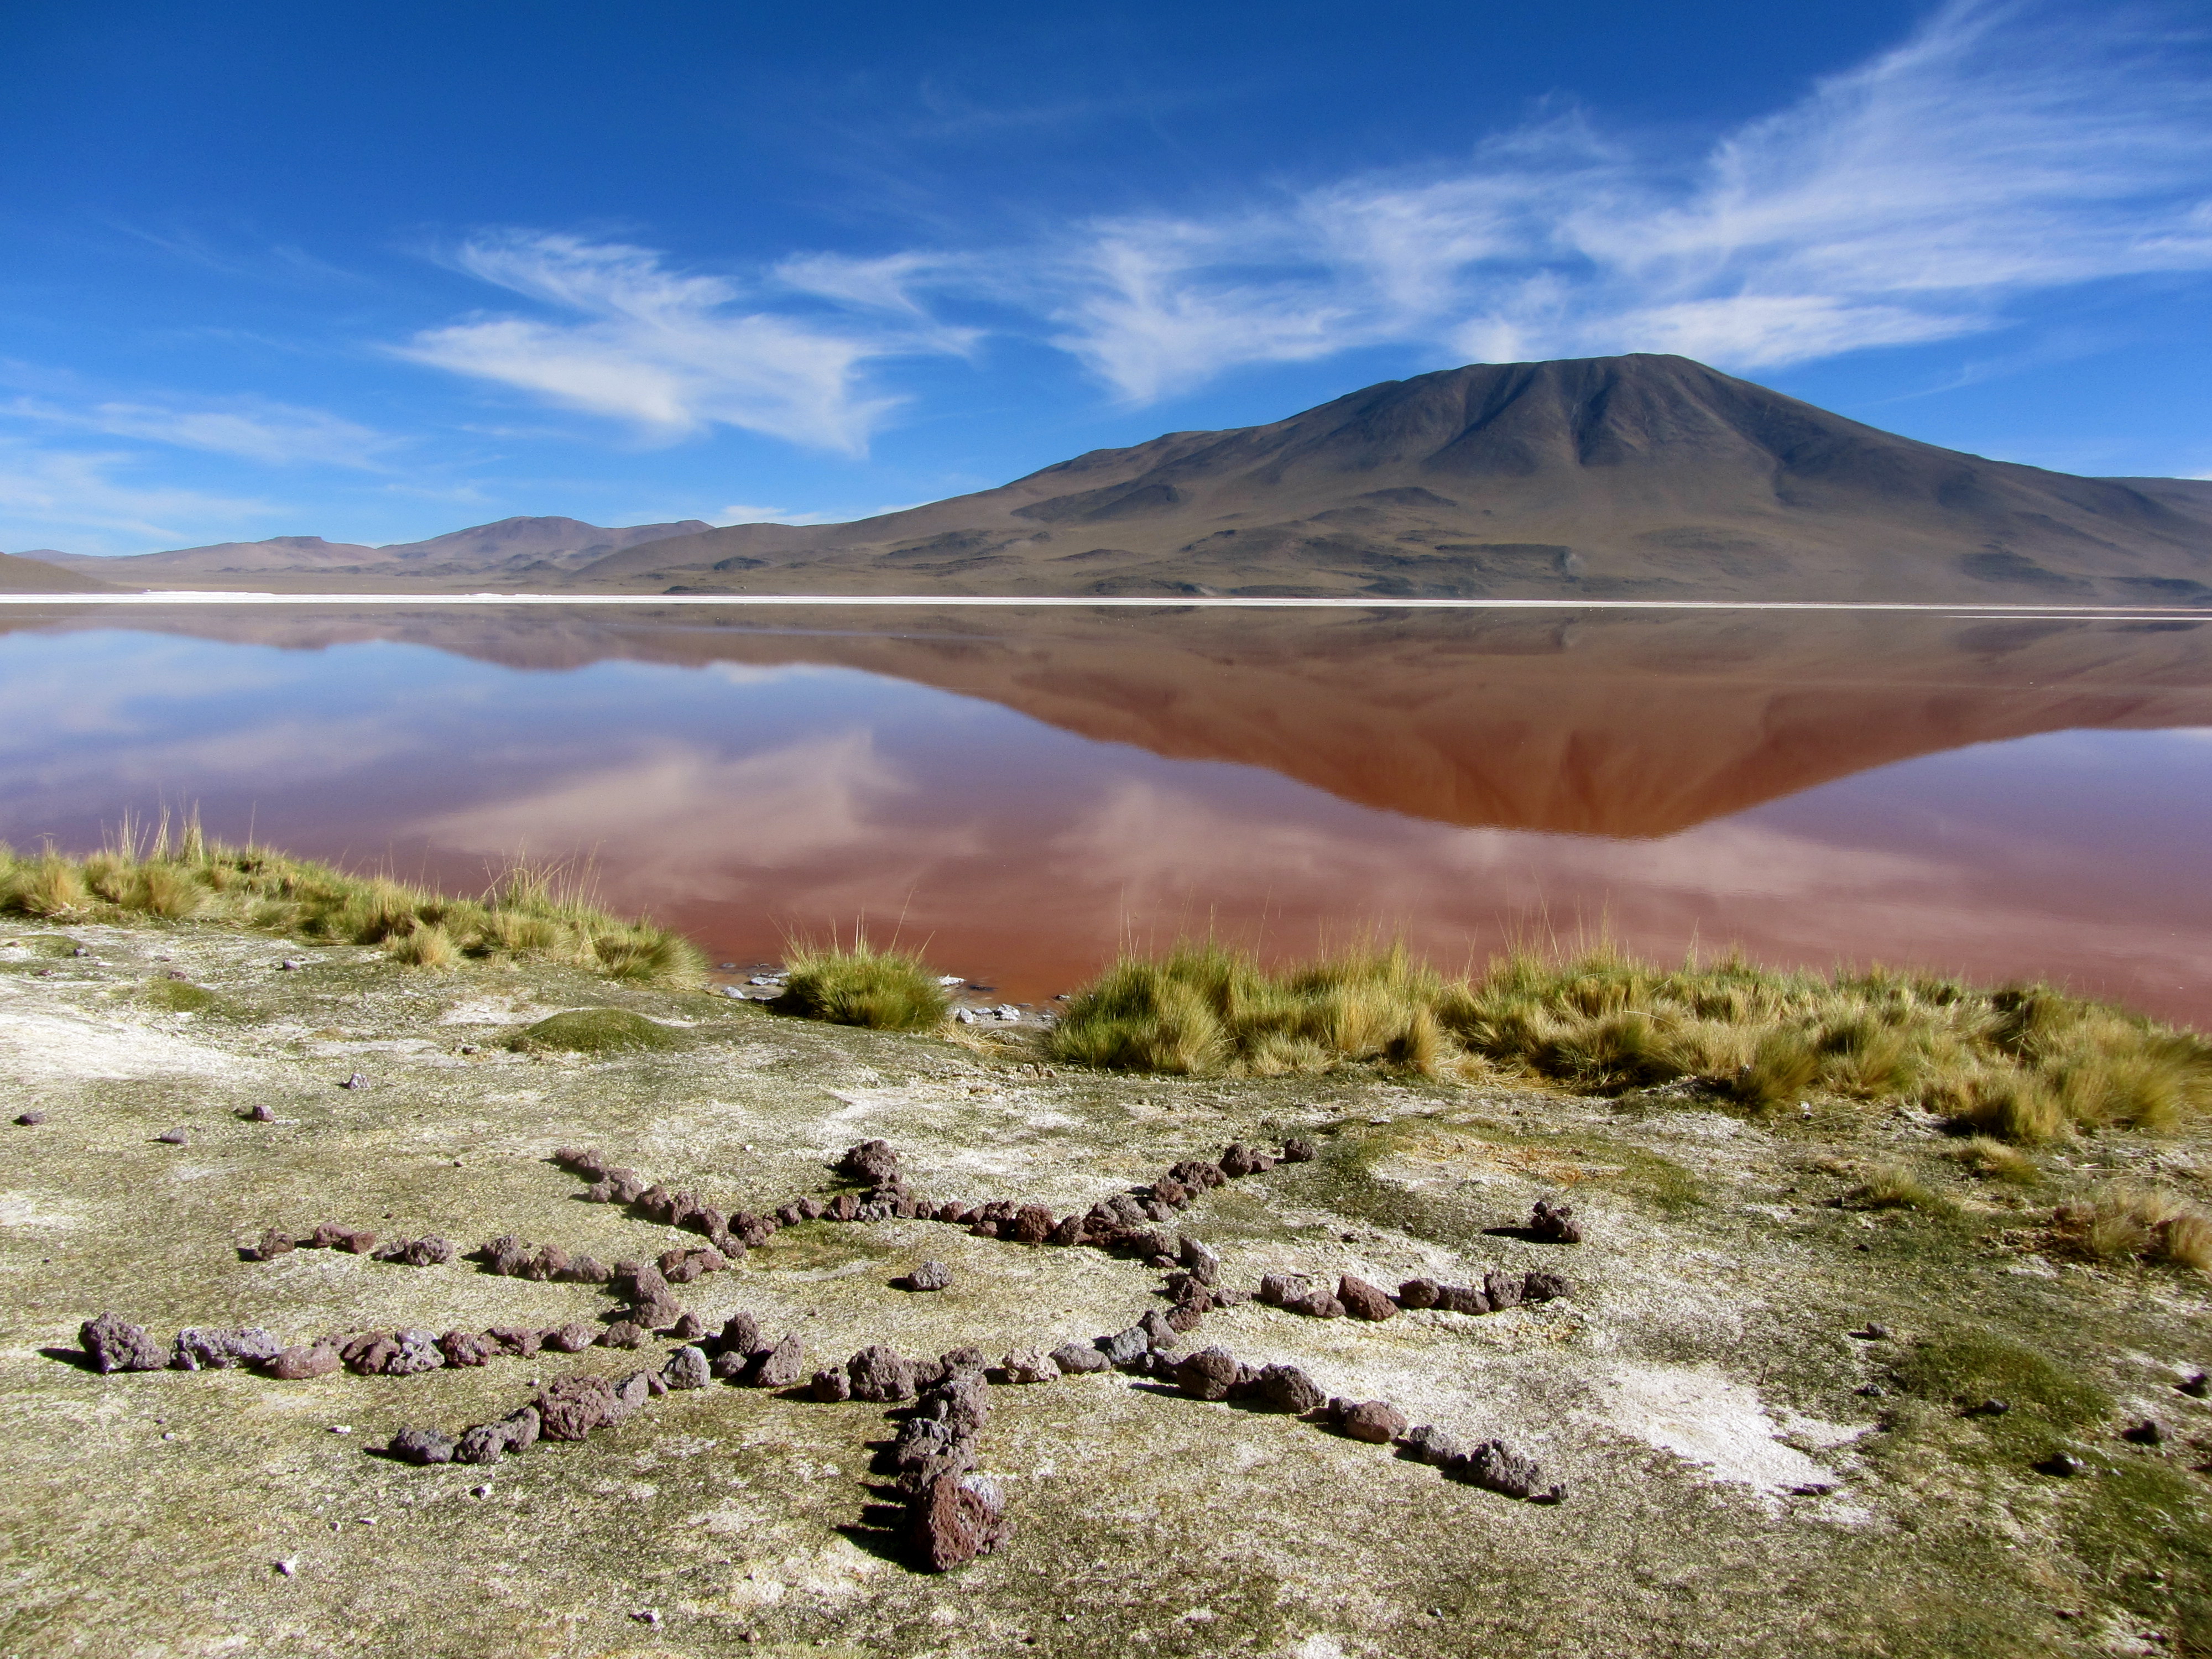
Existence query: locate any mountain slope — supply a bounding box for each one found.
[40,516,713,583]
[0,551,114,592]
[573,355,2212,604]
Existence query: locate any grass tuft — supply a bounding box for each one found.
[510,1008,681,1054]
[1044,941,2211,1140]
[2055,1183,2212,1273]
[1846,1161,1957,1215]
[779,937,950,1032]
[0,821,701,987]
[1944,1136,2041,1185]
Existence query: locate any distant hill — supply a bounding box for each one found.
[0,551,112,592]
[38,516,715,585]
[570,354,2212,605]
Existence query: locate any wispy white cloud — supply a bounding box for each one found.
[0,442,276,552]
[398,232,979,454]
[1043,0,2212,399]
[4,395,395,468]
[714,499,929,526]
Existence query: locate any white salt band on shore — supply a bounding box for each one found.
[0,590,2205,619]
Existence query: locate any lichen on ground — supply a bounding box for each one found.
[2,917,2209,1657]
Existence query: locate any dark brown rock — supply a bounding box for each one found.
[1437,1284,1492,1316]
[912,1473,1011,1571]
[752,1334,806,1389]
[248,1227,295,1261]
[80,1313,166,1374]
[1338,1275,1397,1321]
[1453,1438,1562,1501]
[838,1139,900,1182]
[667,1311,707,1342]
[811,1367,852,1401]
[1051,1341,1110,1374]
[1259,1272,1309,1307]
[535,1374,619,1441]
[1139,1309,1180,1350]
[438,1331,494,1368]
[563,1254,612,1284]
[268,1342,341,1380]
[599,1321,647,1349]
[1396,1277,1439,1310]
[1527,1198,1583,1243]
[1175,1347,1241,1400]
[390,1427,455,1464]
[1166,1303,1206,1333]
[848,1344,916,1402]
[1010,1204,1055,1245]
[714,1313,763,1357]
[902,1259,953,1292]
[341,1333,398,1374]
[1332,1399,1409,1443]
[1281,1137,1318,1162]
[1152,1177,1190,1208]
[1483,1269,1525,1311]
[486,1325,541,1357]
[1522,1270,1570,1303]
[632,1291,684,1332]
[710,1350,750,1381]
[1285,1288,1347,1319]
[545,1321,598,1353]
[1253,1363,1326,1415]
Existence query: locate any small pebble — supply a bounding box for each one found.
[155,1128,187,1145]
[275,1557,298,1577]
[249,1103,275,1122]
[161,1432,176,1441]
[328,1425,352,1435]
[471,1484,492,1498]
[15,1110,46,1126]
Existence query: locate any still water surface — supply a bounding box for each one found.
[2,604,2208,1024]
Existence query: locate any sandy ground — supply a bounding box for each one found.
[2,920,2208,1658]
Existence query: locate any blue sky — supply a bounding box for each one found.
[5,0,2211,556]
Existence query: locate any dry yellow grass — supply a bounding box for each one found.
[0,820,699,986]
[1050,941,2211,1142]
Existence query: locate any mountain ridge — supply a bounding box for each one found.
[15,356,2211,602]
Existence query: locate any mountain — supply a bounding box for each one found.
[37,515,714,585]
[568,354,2212,604]
[0,551,112,592]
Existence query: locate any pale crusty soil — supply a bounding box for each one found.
[2,920,2209,1659]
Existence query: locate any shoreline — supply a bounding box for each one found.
[2,588,2210,619]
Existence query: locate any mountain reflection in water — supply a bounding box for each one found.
[2,604,2208,1025]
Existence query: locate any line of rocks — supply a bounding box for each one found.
[1168,1343,1566,1502]
[241,1224,457,1266]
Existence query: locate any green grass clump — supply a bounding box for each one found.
[1894,1330,2110,1430]
[778,940,949,1032]
[1045,940,2211,1142]
[1050,942,1444,1076]
[0,818,701,987]
[1848,1161,1957,1215]
[510,1008,681,1054]
[1944,1136,2041,1185]
[143,978,220,1015]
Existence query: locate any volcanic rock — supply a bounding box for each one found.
[1253,1363,1327,1415]
[663,1345,711,1390]
[545,1322,597,1353]
[1528,1198,1582,1243]
[486,1326,541,1357]
[80,1313,166,1374]
[269,1342,341,1380]
[173,1327,282,1371]
[535,1374,620,1440]
[1100,1326,1150,1368]
[1331,1399,1409,1443]
[598,1321,646,1349]
[902,1260,953,1292]
[752,1334,807,1388]
[1338,1275,1397,1321]
[390,1427,456,1465]
[1282,1137,1318,1162]
[1052,1341,1110,1374]
[811,1367,853,1401]
[384,1329,446,1375]
[849,1344,916,1402]
[1175,1347,1241,1400]
[1522,1270,1571,1303]
[438,1331,494,1368]
[1437,1284,1491,1316]
[912,1472,1011,1572]
[1483,1269,1525,1311]
[248,1228,295,1261]
[1455,1439,1563,1501]
[1399,1424,1465,1466]
[1396,1277,1439,1310]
